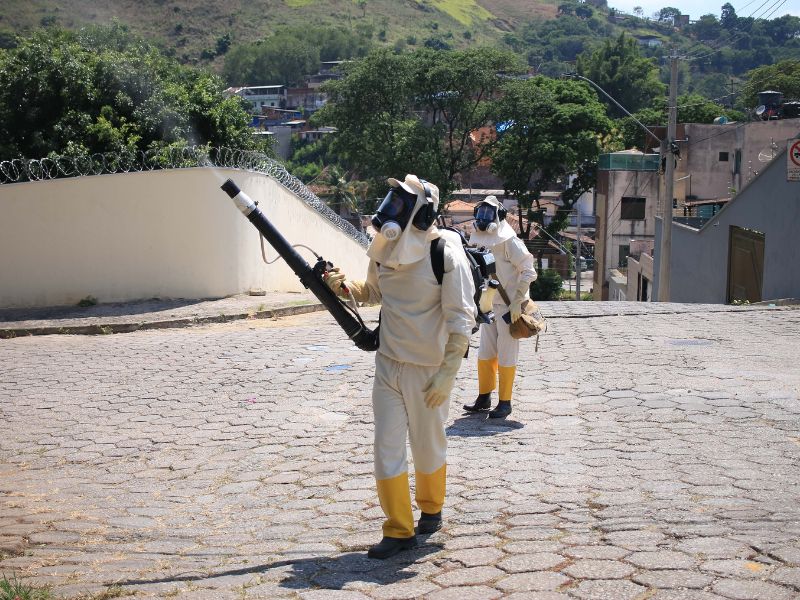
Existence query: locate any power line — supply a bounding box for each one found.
[679,0,782,60]
[670,91,738,109]
[680,0,789,62]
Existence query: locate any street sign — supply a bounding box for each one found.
[789,140,800,182]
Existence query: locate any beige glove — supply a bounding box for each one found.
[510,281,529,323]
[323,268,370,302]
[323,267,347,296]
[422,333,470,408]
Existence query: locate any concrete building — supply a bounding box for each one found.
[225,85,288,112]
[654,142,800,303]
[593,150,661,300]
[597,119,800,302]
[675,119,800,206]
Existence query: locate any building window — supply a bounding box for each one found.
[719,151,729,162]
[619,244,630,268]
[620,197,646,220]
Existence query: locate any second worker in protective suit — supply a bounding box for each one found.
[463,195,536,419]
[324,174,476,559]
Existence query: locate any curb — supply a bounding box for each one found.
[0,302,326,339]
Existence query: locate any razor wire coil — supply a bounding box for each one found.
[0,146,369,246]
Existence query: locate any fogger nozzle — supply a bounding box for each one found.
[221,179,256,216]
[218,177,379,352]
[220,179,241,199]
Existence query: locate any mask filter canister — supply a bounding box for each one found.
[380,222,402,240]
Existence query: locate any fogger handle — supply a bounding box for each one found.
[220,179,378,351]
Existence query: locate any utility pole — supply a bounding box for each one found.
[575,206,581,301]
[657,50,678,302]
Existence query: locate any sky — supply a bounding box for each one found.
[607,0,800,21]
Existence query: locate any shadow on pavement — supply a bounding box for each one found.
[446,413,524,437]
[116,545,440,591]
[0,298,212,322]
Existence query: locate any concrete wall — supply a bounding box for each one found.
[664,147,800,303]
[627,252,654,301]
[682,119,800,200]
[0,168,369,308]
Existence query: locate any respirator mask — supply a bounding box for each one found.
[474,204,499,233]
[372,181,435,241]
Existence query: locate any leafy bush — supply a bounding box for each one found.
[530,269,563,301]
[0,23,264,159]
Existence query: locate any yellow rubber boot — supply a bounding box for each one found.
[415,464,446,515]
[465,358,497,411]
[479,358,498,394]
[376,472,415,539]
[491,365,516,419]
[416,464,446,534]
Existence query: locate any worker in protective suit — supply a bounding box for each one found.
[463,195,536,419]
[324,174,476,559]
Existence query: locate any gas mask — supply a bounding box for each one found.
[372,181,435,240]
[474,204,499,233]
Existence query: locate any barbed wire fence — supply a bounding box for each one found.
[0,146,371,247]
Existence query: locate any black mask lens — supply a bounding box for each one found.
[375,187,417,229]
[475,205,496,223]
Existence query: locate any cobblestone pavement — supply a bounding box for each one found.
[1,304,799,600]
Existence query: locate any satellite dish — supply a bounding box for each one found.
[755,105,766,116]
[757,141,779,163]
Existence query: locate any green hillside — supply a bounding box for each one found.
[1,0,796,102]
[0,0,558,63]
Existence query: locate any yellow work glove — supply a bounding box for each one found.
[323,268,371,303]
[479,285,497,315]
[422,333,470,408]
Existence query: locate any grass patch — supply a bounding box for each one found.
[0,574,52,600]
[77,296,98,307]
[559,290,594,301]
[428,0,493,25]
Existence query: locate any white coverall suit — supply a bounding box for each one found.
[327,175,475,541]
[469,196,537,408]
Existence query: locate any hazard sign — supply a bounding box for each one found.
[789,140,800,182]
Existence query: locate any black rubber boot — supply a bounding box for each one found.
[489,400,512,419]
[417,511,442,534]
[367,536,417,559]
[463,393,492,412]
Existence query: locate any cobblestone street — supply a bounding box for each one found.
[1,304,799,600]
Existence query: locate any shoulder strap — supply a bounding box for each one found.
[496,281,512,306]
[430,237,445,285]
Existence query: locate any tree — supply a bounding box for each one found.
[720,3,737,29]
[657,7,682,22]
[0,25,262,159]
[313,47,521,198]
[490,77,613,249]
[739,60,800,108]
[223,26,374,86]
[576,33,666,113]
[223,34,319,86]
[317,165,360,215]
[692,14,721,41]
